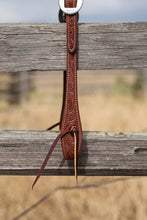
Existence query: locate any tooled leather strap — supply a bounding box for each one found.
[32,0,83,188]
[61,0,83,160]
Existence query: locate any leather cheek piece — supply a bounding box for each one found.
[32,0,83,189]
[60,0,83,160]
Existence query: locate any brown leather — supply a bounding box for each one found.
[32,0,83,188]
[61,0,83,160]
[32,124,72,189]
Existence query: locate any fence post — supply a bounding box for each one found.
[142,68,147,93]
[8,72,33,104]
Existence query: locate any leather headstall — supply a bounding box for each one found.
[32,0,83,189]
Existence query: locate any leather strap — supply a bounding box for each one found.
[32,124,73,189]
[32,0,83,188]
[61,0,83,160]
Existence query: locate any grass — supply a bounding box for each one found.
[0,70,147,220]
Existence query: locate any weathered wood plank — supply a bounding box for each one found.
[0,130,147,176]
[0,22,147,72]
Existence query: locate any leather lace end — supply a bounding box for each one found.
[32,125,71,189]
[71,126,78,184]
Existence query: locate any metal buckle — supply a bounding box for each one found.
[59,0,84,15]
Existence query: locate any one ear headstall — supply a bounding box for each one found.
[32,0,83,189]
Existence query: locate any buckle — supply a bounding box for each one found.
[59,0,84,15]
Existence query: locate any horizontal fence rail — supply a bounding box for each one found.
[0,22,147,72]
[0,130,147,176]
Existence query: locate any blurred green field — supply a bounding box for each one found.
[0,70,147,220]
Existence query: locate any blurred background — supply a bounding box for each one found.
[0,0,147,220]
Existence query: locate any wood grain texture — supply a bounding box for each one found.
[0,130,147,176]
[0,22,147,72]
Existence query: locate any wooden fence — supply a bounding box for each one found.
[0,22,147,176]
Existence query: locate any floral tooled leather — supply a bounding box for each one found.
[32,0,83,188]
[61,0,83,160]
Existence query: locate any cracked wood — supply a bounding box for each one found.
[0,130,147,176]
[0,22,147,72]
